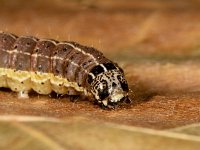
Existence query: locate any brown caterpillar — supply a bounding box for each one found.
[0,31,130,108]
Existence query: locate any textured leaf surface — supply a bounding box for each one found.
[0,116,200,150]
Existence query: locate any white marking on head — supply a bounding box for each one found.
[90,70,129,105]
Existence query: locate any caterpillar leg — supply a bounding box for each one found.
[66,87,80,95]
[66,87,79,102]
[69,95,80,102]
[51,76,71,94]
[31,72,52,95]
[18,90,29,99]
[6,70,32,97]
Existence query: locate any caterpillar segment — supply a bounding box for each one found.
[0,31,130,108]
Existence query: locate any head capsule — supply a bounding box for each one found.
[87,63,130,107]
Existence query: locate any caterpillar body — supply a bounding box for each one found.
[0,32,130,108]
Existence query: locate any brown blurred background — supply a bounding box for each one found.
[1,0,200,58]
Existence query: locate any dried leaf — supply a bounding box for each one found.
[0,116,200,150]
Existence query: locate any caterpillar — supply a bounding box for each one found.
[0,31,130,108]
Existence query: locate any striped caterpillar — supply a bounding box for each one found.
[0,32,130,108]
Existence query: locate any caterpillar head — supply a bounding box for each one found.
[88,65,130,108]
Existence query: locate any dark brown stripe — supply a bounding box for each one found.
[0,33,17,68]
[10,36,37,71]
[31,40,56,73]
